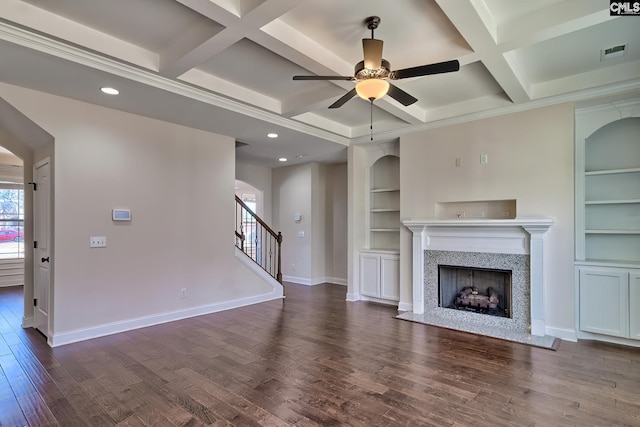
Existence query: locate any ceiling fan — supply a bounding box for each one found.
[293,16,460,109]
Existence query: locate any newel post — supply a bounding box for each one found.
[276,232,283,284]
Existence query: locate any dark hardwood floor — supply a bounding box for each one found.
[0,283,639,426]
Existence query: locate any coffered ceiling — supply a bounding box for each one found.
[0,0,638,167]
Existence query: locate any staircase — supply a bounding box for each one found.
[235,195,282,284]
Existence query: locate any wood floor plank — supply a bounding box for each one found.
[1,284,640,426]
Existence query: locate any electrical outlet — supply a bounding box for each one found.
[90,236,107,248]
[474,212,485,218]
[180,288,187,298]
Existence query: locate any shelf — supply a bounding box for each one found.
[370,228,400,232]
[370,208,400,213]
[586,199,640,205]
[585,167,640,176]
[370,188,399,193]
[585,229,640,235]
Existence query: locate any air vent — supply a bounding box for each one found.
[600,44,627,61]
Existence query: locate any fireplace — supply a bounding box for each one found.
[438,265,512,318]
[402,218,554,338]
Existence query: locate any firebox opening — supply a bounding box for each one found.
[438,265,512,318]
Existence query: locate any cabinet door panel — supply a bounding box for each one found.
[360,254,380,297]
[630,273,640,340]
[380,255,400,301]
[579,269,628,338]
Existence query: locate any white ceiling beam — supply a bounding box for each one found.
[499,0,611,50]
[280,86,346,117]
[531,61,640,100]
[292,112,353,139]
[179,68,280,112]
[436,0,530,104]
[1,0,158,71]
[162,0,304,78]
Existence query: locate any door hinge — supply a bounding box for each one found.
[34,241,38,249]
[34,298,38,307]
[28,182,37,191]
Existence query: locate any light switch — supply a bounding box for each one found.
[298,231,305,238]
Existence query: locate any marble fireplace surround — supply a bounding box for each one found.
[403,218,554,337]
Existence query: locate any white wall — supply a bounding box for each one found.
[273,163,313,283]
[311,163,327,281]
[325,163,348,285]
[272,162,347,285]
[0,83,281,345]
[399,104,575,335]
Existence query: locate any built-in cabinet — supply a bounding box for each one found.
[359,251,400,302]
[577,267,640,340]
[358,141,400,305]
[575,100,640,346]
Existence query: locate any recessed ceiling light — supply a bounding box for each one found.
[100,87,119,95]
[278,157,287,162]
[296,154,305,159]
[267,133,278,138]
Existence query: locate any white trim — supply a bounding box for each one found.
[282,275,312,285]
[545,326,577,342]
[326,277,348,286]
[0,22,349,147]
[234,247,283,296]
[50,291,283,347]
[353,80,640,144]
[397,301,413,312]
[282,275,334,286]
[346,292,360,301]
[359,295,400,307]
[403,217,554,337]
[22,315,33,328]
[576,330,640,348]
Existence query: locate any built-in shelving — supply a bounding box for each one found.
[575,100,640,347]
[369,155,400,251]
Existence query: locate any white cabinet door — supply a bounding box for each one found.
[630,273,640,340]
[579,268,629,338]
[360,253,380,297]
[380,254,400,301]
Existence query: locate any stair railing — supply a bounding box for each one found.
[235,195,282,283]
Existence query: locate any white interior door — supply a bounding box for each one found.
[33,159,51,336]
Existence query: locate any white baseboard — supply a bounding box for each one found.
[283,275,348,286]
[545,326,577,342]
[326,277,347,286]
[397,301,412,312]
[50,291,283,347]
[282,275,312,285]
[22,315,34,328]
[346,293,360,301]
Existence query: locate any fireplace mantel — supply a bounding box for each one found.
[403,217,554,336]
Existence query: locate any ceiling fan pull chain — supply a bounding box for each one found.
[370,99,374,141]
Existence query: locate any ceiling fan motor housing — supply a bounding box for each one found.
[355,59,390,80]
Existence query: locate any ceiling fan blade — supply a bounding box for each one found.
[362,38,383,70]
[329,88,357,109]
[387,83,418,106]
[390,60,460,80]
[293,75,354,81]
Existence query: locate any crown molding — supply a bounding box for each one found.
[0,21,350,147]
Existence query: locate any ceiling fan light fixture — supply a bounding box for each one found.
[356,79,389,101]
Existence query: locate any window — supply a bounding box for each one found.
[0,188,24,259]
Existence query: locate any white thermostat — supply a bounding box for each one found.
[112,209,131,221]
